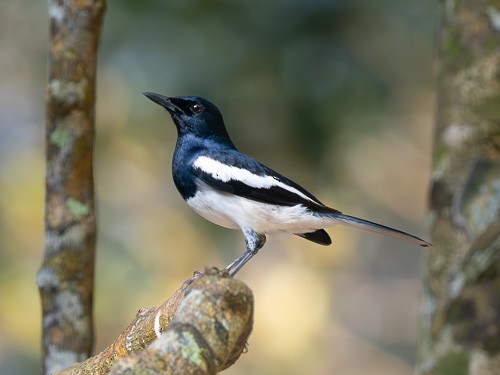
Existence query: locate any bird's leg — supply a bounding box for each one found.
[225,228,266,276]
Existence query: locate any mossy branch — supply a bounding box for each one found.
[55,270,254,375]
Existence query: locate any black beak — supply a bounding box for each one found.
[143,92,183,115]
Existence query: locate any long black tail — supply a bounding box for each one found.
[328,212,431,247]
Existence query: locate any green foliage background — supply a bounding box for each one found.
[0,0,435,374]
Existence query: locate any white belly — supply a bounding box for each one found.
[186,182,334,234]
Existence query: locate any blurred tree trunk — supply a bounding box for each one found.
[37,1,106,374]
[418,1,500,374]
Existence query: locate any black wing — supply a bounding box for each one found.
[191,150,340,214]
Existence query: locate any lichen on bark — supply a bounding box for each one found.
[418,1,500,374]
[56,271,254,375]
[38,1,106,374]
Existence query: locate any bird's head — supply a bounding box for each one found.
[144,92,232,142]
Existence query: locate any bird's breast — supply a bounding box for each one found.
[171,141,204,200]
[185,184,240,229]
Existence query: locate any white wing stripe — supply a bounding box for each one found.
[193,156,316,204]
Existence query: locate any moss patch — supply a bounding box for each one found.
[437,351,469,375]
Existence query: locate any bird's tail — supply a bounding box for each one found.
[327,212,431,247]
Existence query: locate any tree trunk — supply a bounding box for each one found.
[37,1,106,373]
[418,1,500,374]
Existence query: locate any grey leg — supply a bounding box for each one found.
[225,228,266,276]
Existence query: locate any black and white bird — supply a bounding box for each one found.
[144,92,431,276]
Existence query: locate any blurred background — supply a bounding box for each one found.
[0,0,435,374]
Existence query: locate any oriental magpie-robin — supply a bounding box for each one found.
[144,92,431,276]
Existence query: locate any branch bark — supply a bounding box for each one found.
[55,270,254,375]
[37,1,106,373]
[418,1,500,374]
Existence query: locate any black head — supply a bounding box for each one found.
[143,92,232,142]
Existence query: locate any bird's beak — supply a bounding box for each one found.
[143,92,183,115]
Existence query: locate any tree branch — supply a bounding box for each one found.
[55,270,254,374]
[37,1,106,373]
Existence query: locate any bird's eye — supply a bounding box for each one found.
[190,103,204,114]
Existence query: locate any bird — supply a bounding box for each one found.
[143,92,431,276]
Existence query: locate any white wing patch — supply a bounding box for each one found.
[193,156,317,204]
